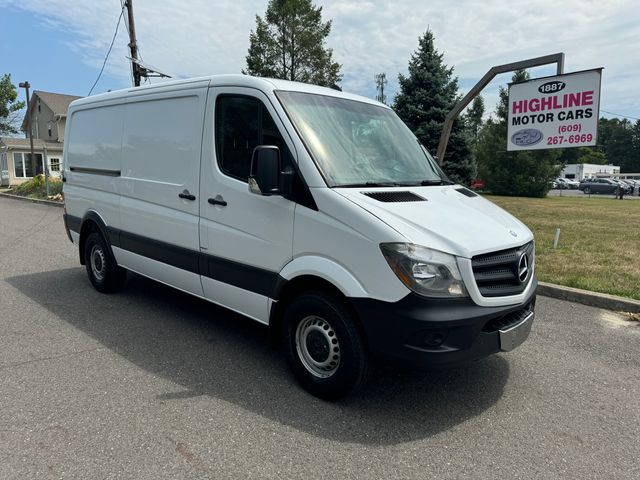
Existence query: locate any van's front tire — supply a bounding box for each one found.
[84,232,126,293]
[283,292,369,400]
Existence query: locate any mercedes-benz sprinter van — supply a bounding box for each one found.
[63,75,536,399]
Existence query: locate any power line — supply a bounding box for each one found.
[601,110,639,121]
[88,6,125,95]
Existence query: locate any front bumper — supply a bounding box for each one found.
[352,277,537,368]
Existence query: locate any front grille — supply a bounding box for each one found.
[362,191,426,202]
[483,305,533,333]
[472,242,533,297]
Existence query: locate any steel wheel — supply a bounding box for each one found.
[283,291,370,400]
[84,231,127,293]
[90,244,107,281]
[295,315,341,378]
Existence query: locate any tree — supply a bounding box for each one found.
[575,146,607,165]
[393,30,475,185]
[244,0,341,87]
[598,117,638,172]
[466,95,485,146]
[0,74,25,135]
[476,70,561,197]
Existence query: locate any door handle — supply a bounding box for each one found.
[179,190,196,201]
[208,197,227,207]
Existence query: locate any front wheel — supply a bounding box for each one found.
[84,232,127,293]
[583,187,591,194]
[283,292,369,400]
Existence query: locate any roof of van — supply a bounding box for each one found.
[71,74,389,110]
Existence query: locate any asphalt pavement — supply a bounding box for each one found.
[1,197,639,479]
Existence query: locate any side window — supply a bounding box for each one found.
[215,95,290,182]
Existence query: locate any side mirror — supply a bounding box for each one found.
[249,145,281,196]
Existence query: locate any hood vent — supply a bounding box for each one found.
[455,187,478,198]
[362,191,426,203]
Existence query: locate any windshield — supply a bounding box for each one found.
[275,91,445,187]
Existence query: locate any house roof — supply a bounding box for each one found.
[0,136,64,151]
[21,90,83,131]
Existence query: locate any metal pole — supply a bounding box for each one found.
[43,145,49,197]
[435,53,565,165]
[125,0,141,87]
[18,82,36,178]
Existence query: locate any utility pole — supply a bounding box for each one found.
[18,81,36,176]
[124,0,141,87]
[374,73,387,104]
[123,0,171,86]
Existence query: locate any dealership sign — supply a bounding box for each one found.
[507,68,602,151]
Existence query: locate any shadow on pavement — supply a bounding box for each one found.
[8,268,510,445]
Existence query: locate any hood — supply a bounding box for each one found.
[335,186,533,258]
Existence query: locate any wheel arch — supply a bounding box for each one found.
[78,211,117,265]
[268,273,365,346]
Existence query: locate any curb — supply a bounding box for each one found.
[538,281,640,313]
[0,192,64,208]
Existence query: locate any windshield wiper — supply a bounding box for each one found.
[419,179,454,186]
[337,182,400,188]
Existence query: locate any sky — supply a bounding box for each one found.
[1,0,639,123]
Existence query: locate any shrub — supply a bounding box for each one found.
[14,174,63,199]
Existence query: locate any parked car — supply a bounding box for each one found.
[555,177,579,189]
[578,178,620,194]
[616,179,634,194]
[62,75,537,399]
[626,179,640,195]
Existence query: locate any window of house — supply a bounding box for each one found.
[12,152,42,177]
[214,95,290,182]
[48,122,52,137]
[13,153,24,177]
[50,157,60,172]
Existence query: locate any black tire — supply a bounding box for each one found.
[283,291,369,400]
[583,187,591,194]
[84,231,126,293]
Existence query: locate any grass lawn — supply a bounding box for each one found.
[486,195,640,300]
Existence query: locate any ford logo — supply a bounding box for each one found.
[538,80,566,94]
[511,128,543,147]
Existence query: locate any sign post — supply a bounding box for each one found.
[507,68,602,151]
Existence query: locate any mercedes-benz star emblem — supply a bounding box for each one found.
[518,253,529,283]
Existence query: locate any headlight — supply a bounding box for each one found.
[380,243,468,298]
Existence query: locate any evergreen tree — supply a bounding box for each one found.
[598,117,638,172]
[244,0,341,87]
[394,30,475,185]
[575,146,607,164]
[0,74,25,135]
[476,70,561,197]
[466,95,485,146]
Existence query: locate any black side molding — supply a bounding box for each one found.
[69,215,280,298]
[69,166,121,177]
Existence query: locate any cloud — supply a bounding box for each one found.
[2,0,637,118]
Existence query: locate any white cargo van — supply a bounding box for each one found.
[63,75,536,399]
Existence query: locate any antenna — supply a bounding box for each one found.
[374,73,387,104]
[126,57,172,80]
